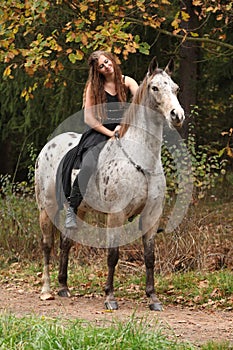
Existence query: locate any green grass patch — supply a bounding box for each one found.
[0,313,196,350]
[156,270,233,308]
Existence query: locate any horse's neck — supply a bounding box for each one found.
[123,109,163,156]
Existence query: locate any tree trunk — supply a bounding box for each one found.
[0,139,14,175]
[178,0,200,139]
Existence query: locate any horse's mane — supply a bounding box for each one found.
[119,68,162,137]
[119,78,147,137]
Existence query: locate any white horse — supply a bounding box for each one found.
[35,57,185,311]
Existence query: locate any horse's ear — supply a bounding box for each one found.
[148,56,158,76]
[165,58,174,76]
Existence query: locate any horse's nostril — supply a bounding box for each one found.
[170,109,179,121]
[170,109,177,119]
[170,109,184,125]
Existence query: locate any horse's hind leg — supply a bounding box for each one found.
[58,233,73,297]
[105,247,119,310]
[142,228,162,311]
[40,209,55,300]
[104,213,125,310]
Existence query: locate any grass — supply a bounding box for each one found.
[0,313,192,350]
[0,313,231,350]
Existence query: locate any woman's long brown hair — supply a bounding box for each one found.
[83,51,127,121]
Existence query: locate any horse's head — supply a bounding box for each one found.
[147,57,185,128]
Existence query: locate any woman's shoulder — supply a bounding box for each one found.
[123,75,139,96]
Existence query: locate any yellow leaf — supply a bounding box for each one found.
[75,50,84,60]
[80,4,88,12]
[89,11,96,21]
[3,66,11,77]
[21,89,27,98]
[114,47,121,54]
[181,11,190,21]
[192,0,202,5]
[226,146,233,158]
[171,18,180,29]
[190,31,199,37]
[206,6,213,12]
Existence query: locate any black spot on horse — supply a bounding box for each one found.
[104,176,109,185]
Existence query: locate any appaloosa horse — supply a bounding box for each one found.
[35,57,185,311]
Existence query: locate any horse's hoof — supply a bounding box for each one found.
[40,292,55,301]
[149,302,163,311]
[104,300,118,310]
[58,289,71,298]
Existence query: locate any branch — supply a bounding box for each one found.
[124,17,233,51]
[159,29,233,51]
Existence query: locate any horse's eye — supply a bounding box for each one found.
[152,86,159,92]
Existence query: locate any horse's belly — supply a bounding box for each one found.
[84,165,148,215]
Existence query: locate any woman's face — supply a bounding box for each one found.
[97,55,114,76]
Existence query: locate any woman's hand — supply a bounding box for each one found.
[110,125,121,140]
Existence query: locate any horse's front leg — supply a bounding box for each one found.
[142,228,162,311]
[105,247,119,310]
[58,233,74,297]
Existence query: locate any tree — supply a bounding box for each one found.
[0,0,232,177]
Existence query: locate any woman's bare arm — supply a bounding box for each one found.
[124,76,139,97]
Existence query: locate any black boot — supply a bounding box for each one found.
[65,185,83,229]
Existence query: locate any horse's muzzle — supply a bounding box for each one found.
[170,109,185,127]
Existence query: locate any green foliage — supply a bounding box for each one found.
[27,143,38,185]
[162,108,228,199]
[0,173,39,259]
[157,270,233,306]
[0,0,233,181]
[1,0,232,83]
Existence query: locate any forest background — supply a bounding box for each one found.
[0,0,232,182]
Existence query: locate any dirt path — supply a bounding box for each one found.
[1,284,232,347]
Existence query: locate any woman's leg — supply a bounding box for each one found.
[64,143,104,229]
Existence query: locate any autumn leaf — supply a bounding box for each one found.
[190,31,199,37]
[80,4,88,12]
[181,11,190,21]
[171,18,180,29]
[192,0,202,5]
[114,46,122,54]
[3,66,11,77]
[226,146,233,158]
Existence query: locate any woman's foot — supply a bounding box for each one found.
[65,207,78,229]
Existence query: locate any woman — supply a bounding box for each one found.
[65,50,138,229]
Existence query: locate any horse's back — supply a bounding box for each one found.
[35,132,81,211]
